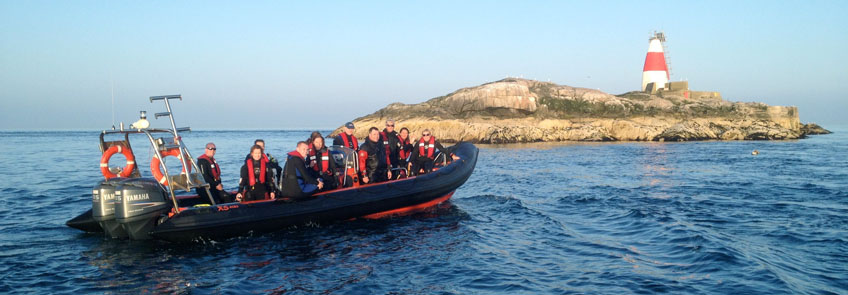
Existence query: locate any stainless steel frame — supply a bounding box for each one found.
[98,95,214,214]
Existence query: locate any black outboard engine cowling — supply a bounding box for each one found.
[91,177,129,239]
[114,178,171,240]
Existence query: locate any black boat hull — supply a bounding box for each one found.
[68,142,478,242]
[66,209,103,233]
[152,142,478,242]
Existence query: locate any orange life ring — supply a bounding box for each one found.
[150,148,191,186]
[100,145,135,179]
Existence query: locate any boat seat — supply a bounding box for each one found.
[391,167,408,179]
[167,173,208,191]
[153,137,181,151]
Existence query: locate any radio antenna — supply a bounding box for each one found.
[110,76,116,130]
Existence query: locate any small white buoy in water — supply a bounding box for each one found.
[752,150,759,155]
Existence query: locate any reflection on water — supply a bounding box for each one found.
[65,199,469,294]
[639,143,673,199]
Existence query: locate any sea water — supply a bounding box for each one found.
[0,129,846,294]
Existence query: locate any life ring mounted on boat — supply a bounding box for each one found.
[100,145,136,179]
[150,148,191,186]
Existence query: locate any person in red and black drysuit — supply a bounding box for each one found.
[243,139,282,187]
[407,129,458,176]
[197,142,233,203]
[236,145,276,202]
[333,122,359,150]
[306,136,337,190]
[306,131,322,150]
[397,127,414,176]
[381,119,401,169]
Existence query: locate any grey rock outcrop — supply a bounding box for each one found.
[334,78,830,143]
[799,123,832,135]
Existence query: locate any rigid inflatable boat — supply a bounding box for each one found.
[66,95,478,243]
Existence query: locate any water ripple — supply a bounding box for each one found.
[1,130,847,294]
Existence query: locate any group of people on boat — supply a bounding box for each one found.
[195,119,459,204]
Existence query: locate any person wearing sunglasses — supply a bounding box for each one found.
[197,143,233,203]
[407,129,458,176]
[381,119,401,170]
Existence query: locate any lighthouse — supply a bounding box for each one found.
[641,32,669,92]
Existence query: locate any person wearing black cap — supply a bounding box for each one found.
[333,122,359,150]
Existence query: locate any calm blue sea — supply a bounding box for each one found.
[0,128,846,294]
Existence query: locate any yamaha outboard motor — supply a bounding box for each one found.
[91,177,129,239]
[115,178,171,240]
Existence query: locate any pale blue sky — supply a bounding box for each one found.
[1,0,846,130]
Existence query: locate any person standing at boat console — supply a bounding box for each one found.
[237,145,276,202]
[360,127,391,184]
[280,141,323,200]
[197,142,233,203]
[333,122,359,150]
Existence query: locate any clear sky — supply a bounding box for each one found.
[1,0,846,130]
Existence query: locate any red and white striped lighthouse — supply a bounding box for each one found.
[641,32,669,91]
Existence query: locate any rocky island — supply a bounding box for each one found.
[333,78,830,143]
